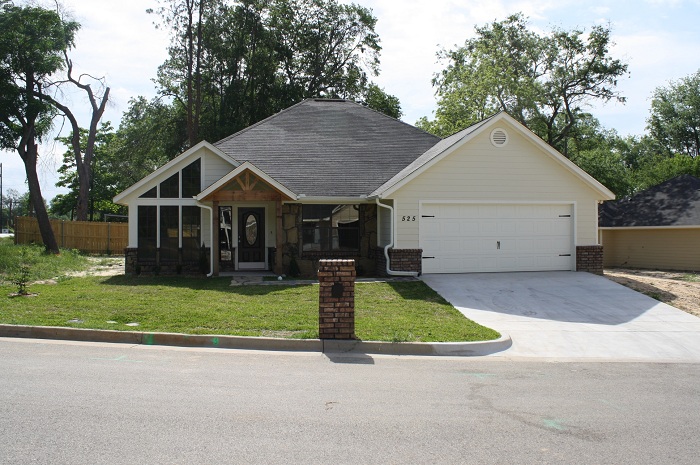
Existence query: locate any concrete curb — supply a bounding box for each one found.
[0,324,512,357]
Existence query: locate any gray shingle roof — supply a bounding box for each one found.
[213,99,441,197]
[599,175,700,227]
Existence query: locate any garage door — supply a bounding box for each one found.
[420,203,574,273]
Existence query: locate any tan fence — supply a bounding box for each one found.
[14,216,128,254]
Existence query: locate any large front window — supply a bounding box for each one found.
[302,204,359,252]
[137,206,157,259]
[160,206,179,261]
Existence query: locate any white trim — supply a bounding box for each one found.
[195,161,297,201]
[294,196,369,203]
[114,141,235,204]
[600,225,700,230]
[377,113,615,200]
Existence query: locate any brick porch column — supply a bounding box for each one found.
[318,259,356,340]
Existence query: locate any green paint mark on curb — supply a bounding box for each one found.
[212,337,219,346]
[143,334,155,345]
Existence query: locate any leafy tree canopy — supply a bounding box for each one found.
[647,69,700,159]
[418,13,628,157]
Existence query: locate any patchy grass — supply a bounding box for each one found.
[0,275,499,342]
[0,238,89,283]
[679,273,700,283]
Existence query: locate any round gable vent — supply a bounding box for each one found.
[490,128,509,147]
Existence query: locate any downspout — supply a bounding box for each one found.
[196,201,215,277]
[375,198,420,277]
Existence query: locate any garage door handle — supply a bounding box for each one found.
[422,215,435,218]
[423,256,435,259]
[559,254,571,256]
[497,241,500,250]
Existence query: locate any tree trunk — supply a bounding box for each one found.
[20,135,59,254]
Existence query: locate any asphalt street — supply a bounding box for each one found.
[1,338,699,464]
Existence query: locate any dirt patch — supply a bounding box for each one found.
[66,256,125,277]
[604,268,700,317]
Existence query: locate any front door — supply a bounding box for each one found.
[238,207,266,269]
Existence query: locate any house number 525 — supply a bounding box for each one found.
[401,216,416,222]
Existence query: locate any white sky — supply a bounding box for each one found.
[2,0,699,202]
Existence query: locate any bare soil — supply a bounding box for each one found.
[66,256,124,277]
[604,268,700,317]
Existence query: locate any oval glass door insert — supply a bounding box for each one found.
[245,214,257,245]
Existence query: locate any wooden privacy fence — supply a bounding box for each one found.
[14,216,128,254]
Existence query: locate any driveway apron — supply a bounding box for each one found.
[421,272,700,361]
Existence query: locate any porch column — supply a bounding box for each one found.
[275,199,284,275]
[212,201,219,276]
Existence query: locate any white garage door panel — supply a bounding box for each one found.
[420,203,574,273]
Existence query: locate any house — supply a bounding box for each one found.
[114,99,614,277]
[599,175,700,271]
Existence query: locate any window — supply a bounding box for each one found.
[302,204,359,252]
[160,206,179,261]
[182,207,201,262]
[138,206,157,260]
[139,187,157,198]
[160,173,179,198]
[181,159,201,198]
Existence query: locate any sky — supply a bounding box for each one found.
[2,0,700,203]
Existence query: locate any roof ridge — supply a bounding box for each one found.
[343,99,443,140]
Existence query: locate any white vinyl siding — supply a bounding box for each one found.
[203,148,236,190]
[389,123,601,248]
[377,200,393,247]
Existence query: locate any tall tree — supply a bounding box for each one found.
[148,0,388,145]
[149,0,217,147]
[0,2,79,253]
[647,69,700,159]
[418,14,628,156]
[42,53,110,221]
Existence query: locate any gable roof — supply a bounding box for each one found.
[113,140,235,204]
[213,99,441,198]
[195,161,297,201]
[599,175,700,227]
[371,112,615,199]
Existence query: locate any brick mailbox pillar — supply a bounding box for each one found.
[318,259,356,340]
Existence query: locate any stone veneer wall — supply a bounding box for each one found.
[318,259,356,340]
[576,245,604,275]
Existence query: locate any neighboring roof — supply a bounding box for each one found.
[372,112,615,200]
[599,175,700,227]
[213,99,441,197]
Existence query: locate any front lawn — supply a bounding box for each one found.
[0,275,499,342]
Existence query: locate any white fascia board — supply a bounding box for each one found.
[377,113,615,201]
[600,225,700,230]
[195,161,297,201]
[113,141,236,205]
[293,196,370,204]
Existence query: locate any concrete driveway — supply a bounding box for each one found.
[421,272,700,361]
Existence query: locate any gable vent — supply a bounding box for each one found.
[490,128,509,147]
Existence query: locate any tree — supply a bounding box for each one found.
[361,83,402,119]
[419,14,628,157]
[42,53,110,221]
[148,0,215,147]
[148,0,389,146]
[0,2,79,253]
[1,188,28,231]
[647,69,700,159]
[52,122,125,220]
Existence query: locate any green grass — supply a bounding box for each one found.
[0,237,90,283]
[0,238,499,342]
[0,275,499,342]
[679,273,700,283]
